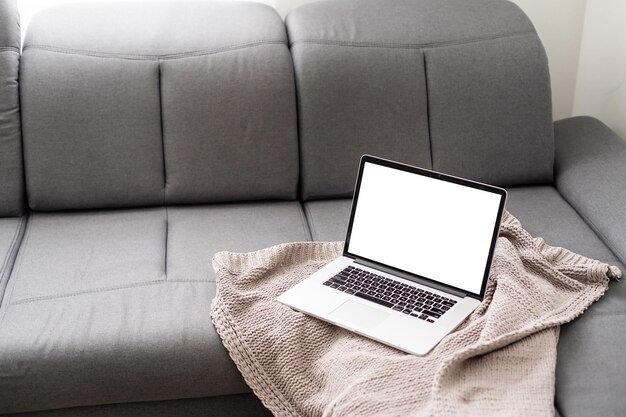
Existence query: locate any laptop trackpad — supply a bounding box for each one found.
[331,300,390,330]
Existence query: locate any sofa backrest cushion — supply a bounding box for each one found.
[0,0,25,216]
[20,1,298,211]
[287,0,554,200]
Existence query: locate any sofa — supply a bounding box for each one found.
[0,0,624,416]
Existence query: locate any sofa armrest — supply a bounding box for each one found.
[554,116,626,265]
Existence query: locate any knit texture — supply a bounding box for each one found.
[211,211,620,416]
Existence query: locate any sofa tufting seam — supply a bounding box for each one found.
[9,279,168,305]
[423,53,434,169]
[158,58,167,204]
[302,203,318,242]
[289,31,535,50]
[23,40,286,61]
[297,202,313,242]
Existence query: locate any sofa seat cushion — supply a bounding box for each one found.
[303,199,352,242]
[0,202,310,414]
[304,186,626,416]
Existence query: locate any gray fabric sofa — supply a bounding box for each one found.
[0,0,624,416]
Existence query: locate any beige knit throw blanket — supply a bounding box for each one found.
[211,211,620,417]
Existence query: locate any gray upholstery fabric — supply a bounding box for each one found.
[291,44,431,199]
[0,281,248,414]
[303,199,352,241]
[3,394,272,417]
[425,35,554,185]
[0,0,24,216]
[554,116,626,266]
[161,46,298,204]
[20,1,297,210]
[287,0,553,198]
[20,51,165,210]
[5,209,167,302]
[24,1,285,57]
[0,217,26,307]
[286,0,533,46]
[167,202,310,282]
[0,0,20,49]
[0,202,310,414]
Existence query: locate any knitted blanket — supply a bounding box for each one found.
[211,212,620,417]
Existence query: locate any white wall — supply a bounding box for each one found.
[573,0,626,138]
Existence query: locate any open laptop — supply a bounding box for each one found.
[278,155,506,355]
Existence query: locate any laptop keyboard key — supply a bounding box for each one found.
[422,310,441,318]
[354,292,394,308]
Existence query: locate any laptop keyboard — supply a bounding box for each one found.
[323,266,457,323]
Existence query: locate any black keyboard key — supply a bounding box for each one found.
[422,310,441,318]
[354,292,394,308]
[392,306,403,311]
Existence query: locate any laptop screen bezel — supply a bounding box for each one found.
[342,155,507,300]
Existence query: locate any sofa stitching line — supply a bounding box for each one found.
[23,40,286,61]
[289,31,535,49]
[9,278,215,306]
[10,280,167,305]
[0,215,33,328]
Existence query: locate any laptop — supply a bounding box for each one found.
[278,155,506,355]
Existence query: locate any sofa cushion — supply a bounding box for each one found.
[425,35,553,185]
[287,0,553,199]
[0,0,24,216]
[304,186,625,417]
[0,202,310,414]
[20,1,298,211]
[167,202,311,282]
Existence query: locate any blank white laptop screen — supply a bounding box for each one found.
[346,162,502,295]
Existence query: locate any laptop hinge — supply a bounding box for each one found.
[353,258,468,299]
